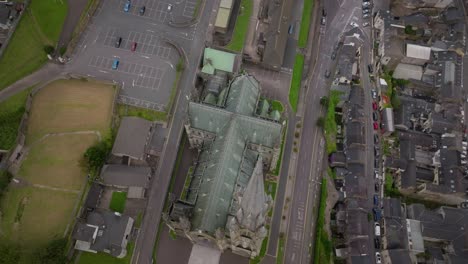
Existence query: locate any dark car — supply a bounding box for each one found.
[374,148,380,158]
[374,195,379,206]
[375,183,380,192]
[374,158,379,168]
[373,112,378,121]
[325,70,331,78]
[322,8,327,17]
[374,238,381,249]
[115,37,122,48]
[131,42,137,52]
[373,208,381,221]
[331,51,337,60]
[374,134,379,144]
[139,6,146,15]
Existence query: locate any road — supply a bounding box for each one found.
[131,0,217,263]
[282,0,376,263]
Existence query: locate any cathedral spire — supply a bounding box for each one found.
[237,156,269,231]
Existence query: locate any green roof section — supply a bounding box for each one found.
[201,48,236,75]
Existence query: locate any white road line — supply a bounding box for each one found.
[99,70,108,73]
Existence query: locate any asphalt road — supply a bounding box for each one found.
[131,0,217,263]
[282,0,376,263]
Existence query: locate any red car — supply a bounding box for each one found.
[131,42,137,52]
[373,122,379,130]
[372,102,378,110]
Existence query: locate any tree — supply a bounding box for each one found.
[316,117,325,127]
[43,45,54,54]
[319,96,329,107]
[33,238,67,264]
[83,140,111,172]
[0,242,20,264]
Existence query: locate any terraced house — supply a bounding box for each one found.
[164,74,283,258]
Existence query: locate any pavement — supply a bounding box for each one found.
[56,0,90,54]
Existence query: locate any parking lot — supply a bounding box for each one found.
[66,0,199,111]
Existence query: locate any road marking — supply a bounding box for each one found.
[99,70,108,73]
[141,55,150,59]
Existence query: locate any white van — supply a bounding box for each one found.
[375,222,381,236]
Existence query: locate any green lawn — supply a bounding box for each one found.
[118,104,167,122]
[298,0,315,48]
[0,86,34,150]
[289,54,304,112]
[0,0,68,91]
[78,242,134,264]
[277,235,285,264]
[273,120,287,175]
[265,181,277,201]
[109,191,127,213]
[225,0,253,52]
[250,234,269,264]
[324,90,342,154]
[313,178,333,264]
[270,100,284,113]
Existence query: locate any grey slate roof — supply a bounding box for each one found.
[112,117,153,160]
[387,249,413,264]
[184,74,282,234]
[73,210,133,257]
[0,6,10,25]
[84,183,103,210]
[101,165,151,188]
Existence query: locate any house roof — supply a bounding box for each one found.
[387,249,413,264]
[262,0,293,69]
[84,183,103,210]
[393,63,423,80]
[0,6,10,25]
[73,223,97,242]
[112,117,152,160]
[406,43,431,60]
[214,8,232,30]
[202,48,236,74]
[101,165,150,188]
[85,210,133,257]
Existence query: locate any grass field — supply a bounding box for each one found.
[0,0,68,91]
[0,80,115,261]
[78,242,134,264]
[225,0,253,52]
[298,0,314,48]
[27,79,115,143]
[109,191,127,213]
[0,186,77,248]
[19,134,98,190]
[0,86,34,150]
[289,54,304,112]
[270,100,284,113]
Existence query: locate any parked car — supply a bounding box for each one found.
[374,238,381,249]
[325,70,331,78]
[373,122,379,130]
[288,25,294,34]
[124,0,131,12]
[374,134,379,144]
[321,16,326,25]
[375,183,380,192]
[374,148,380,158]
[331,51,337,60]
[115,37,122,48]
[373,208,382,221]
[373,112,378,121]
[363,22,370,27]
[368,64,373,73]
[322,8,327,17]
[363,13,370,19]
[139,6,146,15]
[375,222,381,236]
[374,158,379,168]
[372,102,378,110]
[350,22,359,28]
[374,194,379,206]
[112,58,120,70]
[363,8,370,14]
[375,171,380,179]
[376,252,382,264]
[363,2,371,7]
[167,4,173,11]
[131,42,137,51]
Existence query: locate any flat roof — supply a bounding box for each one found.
[202,48,236,74]
[214,8,232,29]
[112,117,152,160]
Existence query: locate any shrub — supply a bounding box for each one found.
[43,45,54,54]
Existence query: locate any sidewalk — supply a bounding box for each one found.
[0,63,64,103]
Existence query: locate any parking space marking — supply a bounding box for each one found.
[117,0,172,23]
[88,55,165,91]
[183,0,197,18]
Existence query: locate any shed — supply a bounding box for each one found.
[201,48,236,74]
[112,117,153,162]
[101,164,151,199]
